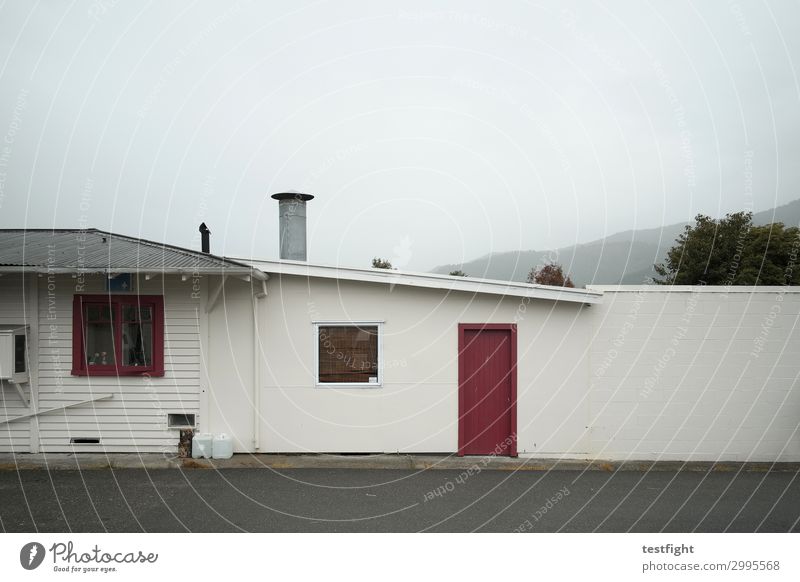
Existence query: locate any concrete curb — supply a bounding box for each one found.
[1,453,798,472]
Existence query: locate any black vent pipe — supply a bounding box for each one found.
[199,222,210,254]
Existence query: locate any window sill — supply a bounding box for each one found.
[315,382,383,389]
[71,368,164,377]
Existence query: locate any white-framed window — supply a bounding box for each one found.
[313,321,383,387]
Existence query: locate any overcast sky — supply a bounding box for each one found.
[0,1,798,270]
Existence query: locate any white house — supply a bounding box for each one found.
[1,195,798,462]
[0,227,264,454]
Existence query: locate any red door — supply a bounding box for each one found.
[458,324,517,457]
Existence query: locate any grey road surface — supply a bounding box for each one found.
[1,469,798,532]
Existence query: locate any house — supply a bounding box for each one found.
[1,195,798,462]
[0,227,263,454]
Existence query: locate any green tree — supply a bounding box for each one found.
[449,270,468,277]
[371,257,394,269]
[527,262,575,287]
[654,211,800,285]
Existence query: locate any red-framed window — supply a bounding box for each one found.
[71,295,164,377]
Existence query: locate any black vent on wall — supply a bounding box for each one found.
[70,438,100,444]
[168,413,196,428]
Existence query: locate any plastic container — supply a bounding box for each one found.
[191,433,213,459]
[212,433,233,459]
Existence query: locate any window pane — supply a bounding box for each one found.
[122,305,136,321]
[85,322,115,365]
[86,305,111,322]
[122,322,152,366]
[14,335,25,373]
[122,305,152,322]
[318,325,378,383]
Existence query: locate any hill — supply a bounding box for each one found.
[431,199,800,286]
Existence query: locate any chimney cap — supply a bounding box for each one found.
[271,191,314,202]
[199,222,210,233]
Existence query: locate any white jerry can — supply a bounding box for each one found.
[191,433,213,459]
[212,433,233,459]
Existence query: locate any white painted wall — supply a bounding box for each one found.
[586,286,800,462]
[33,274,205,453]
[205,279,256,452]
[228,277,799,462]
[5,269,797,463]
[249,275,592,454]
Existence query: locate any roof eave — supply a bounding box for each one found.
[245,260,602,305]
[0,266,267,280]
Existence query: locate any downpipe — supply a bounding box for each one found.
[252,277,268,451]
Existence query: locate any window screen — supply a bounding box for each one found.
[318,325,379,383]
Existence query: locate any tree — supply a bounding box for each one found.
[371,257,394,269]
[527,262,575,287]
[449,270,468,277]
[653,211,800,285]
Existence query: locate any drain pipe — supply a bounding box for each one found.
[252,277,268,451]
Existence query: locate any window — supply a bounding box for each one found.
[71,295,164,376]
[14,334,25,374]
[0,326,27,381]
[315,323,382,386]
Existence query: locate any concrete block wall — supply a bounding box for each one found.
[586,286,800,462]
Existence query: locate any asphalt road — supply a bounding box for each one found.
[1,468,798,532]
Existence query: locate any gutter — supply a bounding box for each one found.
[0,266,268,280]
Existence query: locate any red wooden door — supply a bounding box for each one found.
[458,324,517,457]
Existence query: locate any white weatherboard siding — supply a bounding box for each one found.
[248,275,592,454]
[586,286,800,462]
[36,274,204,453]
[0,274,30,452]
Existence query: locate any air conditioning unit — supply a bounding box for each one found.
[0,325,29,385]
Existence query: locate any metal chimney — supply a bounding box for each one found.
[199,222,210,253]
[271,192,314,261]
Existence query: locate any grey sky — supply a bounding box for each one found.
[0,1,798,271]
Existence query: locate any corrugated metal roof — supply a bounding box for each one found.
[0,229,259,276]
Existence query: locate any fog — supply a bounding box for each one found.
[1,1,798,270]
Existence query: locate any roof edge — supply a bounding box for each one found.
[238,258,602,304]
[0,266,267,279]
[587,284,800,293]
